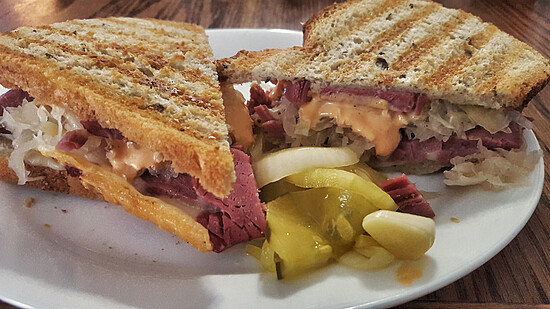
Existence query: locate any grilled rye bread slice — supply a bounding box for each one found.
[0,17,234,198]
[0,142,214,252]
[217,0,550,110]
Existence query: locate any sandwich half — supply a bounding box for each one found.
[0,18,265,252]
[217,0,549,188]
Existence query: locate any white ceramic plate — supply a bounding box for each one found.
[0,29,544,309]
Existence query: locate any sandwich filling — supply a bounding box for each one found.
[0,89,265,252]
[246,80,540,188]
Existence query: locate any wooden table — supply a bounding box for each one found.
[0,1,548,308]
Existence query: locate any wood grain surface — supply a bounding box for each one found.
[0,1,549,308]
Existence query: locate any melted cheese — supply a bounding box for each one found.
[299,94,410,156]
[106,140,165,181]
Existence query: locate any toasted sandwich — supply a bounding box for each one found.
[0,18,265,252]
[217,0,549,188]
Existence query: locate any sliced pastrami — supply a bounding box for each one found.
[137,148,265,252]
[380,174,435,218]
[439,137,479,165]
[262,120,285,138]
[195,148,265,252]
[285,80,311,106]
[466,122,522,150]
[81,120,125,140]
[247,84,272,114]
[320,88,428,115]
[383,122,524,166]
[253,105,275,122]
[385,137,442,165]
[0,89,33,116]
[139,171,198,201]
[0,89,33,133]
[251,93,285,138]
[56,130,88,152]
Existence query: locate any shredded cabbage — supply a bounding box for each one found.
[406,100,532,142]
[252,96,374,158]
[0,100,83,184]
[444,142,541,190]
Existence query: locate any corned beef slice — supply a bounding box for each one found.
[0,89,33,116]
[0,89,32,133]
[139,148,265,252]
[56,130,88,152]
[385,122,523,166]
[139,172,198,201]
[81,120,124,140]
[262,120,285,138]
[380,174,435,218]
[249,87,285,138]
[248,84,272,114]
[320,88,428,115]
[196,148,265,252]
[465,122,522,149]
[285,80,311,106]
[253,105,275,122]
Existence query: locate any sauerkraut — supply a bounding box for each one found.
[443,142,541,189]
[406,99,532,142]
[0,99,82,184]
[252,96,375,157]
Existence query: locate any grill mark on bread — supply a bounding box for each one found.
[472,39,528,96]
[65,20,215,82]
[358,4,440,63]
[7,26,219,115]
[304,0,410,50]
[422,24,498,88]
[332,3,440,76]
[4,35,215,104]
[68,19,191,47]
[103,17,204,40]
[391,10,469,72]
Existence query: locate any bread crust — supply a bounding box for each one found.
[0,17,234,198]
[0,152,102,200]
[218,0,550,110]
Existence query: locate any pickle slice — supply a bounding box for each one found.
[267,195,333,278]
[260,187,378,278]
[259,178,301,203]
[286,168,397,211]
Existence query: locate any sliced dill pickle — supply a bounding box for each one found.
[261,187,379,278]
[266,192,333,278]
[259,240,276,273]
[286,168,397,211]
[259,178,301,203]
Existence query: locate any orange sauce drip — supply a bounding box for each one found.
[107,140,164,181]
[299,94,409,156]
[396,261,424,285]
